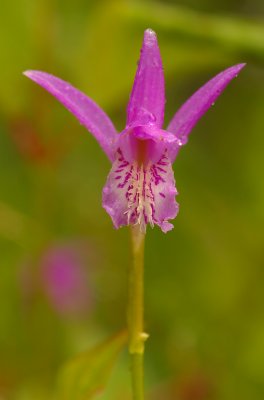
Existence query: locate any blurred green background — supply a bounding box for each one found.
[1,0,264,399]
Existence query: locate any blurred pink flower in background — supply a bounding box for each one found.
[19,241,94,319]
[41,243,91,317]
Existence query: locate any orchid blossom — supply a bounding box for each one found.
[24,29,245,233]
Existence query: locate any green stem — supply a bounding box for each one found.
[128,225,148,400]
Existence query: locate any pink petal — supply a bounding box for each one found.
[126,29,165,128]
[167,63,246,161]
[102,149,178,232]
[23,70,118,161]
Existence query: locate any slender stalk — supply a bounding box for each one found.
[128,225,148,400]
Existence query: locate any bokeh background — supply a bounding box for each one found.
[1,0,264,399]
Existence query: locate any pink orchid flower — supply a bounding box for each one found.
[24,29,245,233]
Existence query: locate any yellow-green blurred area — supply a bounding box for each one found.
[0,0,264,399]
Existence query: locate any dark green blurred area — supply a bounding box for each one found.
[0,0,264,399]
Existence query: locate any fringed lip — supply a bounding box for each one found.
[102,149,179,233]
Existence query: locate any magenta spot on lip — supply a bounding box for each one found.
[156,166,166,173]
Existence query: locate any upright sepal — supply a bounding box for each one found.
[23,70,118,161]
[167,63,246,161]
[126,29,165,129]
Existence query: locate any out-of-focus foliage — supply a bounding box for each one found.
[0,0,264,399]
[57,331,127,400]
